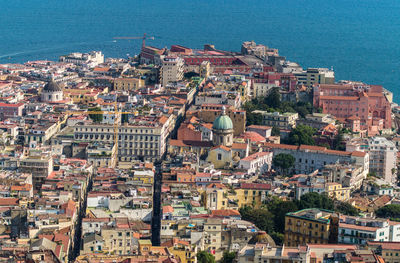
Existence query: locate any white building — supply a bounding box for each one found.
[59,51,104,67]
[161,56,184,87]
[252,79,280,98]
[339,216,400,245]
[238,152,273,174]
[347,137,397,183]
[73,121,169,162]
[264,143,369,176]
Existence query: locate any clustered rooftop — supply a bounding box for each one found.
[0,42,398,263]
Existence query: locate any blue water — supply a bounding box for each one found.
[1,0,400,100]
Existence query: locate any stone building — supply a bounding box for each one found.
[41,81,63,103]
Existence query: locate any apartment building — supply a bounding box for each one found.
[252,111,298,130]
[204,182,272,210]
[325,182,351,202]
[19,153,53,190]
[339,216,400,245]
[161,56,184,87]
[161,218,257,261]
[368,242,400,263]
[238,152,273,174]
[295,182,350,202]
[321,163,366,189]
[284,208,339,246]
[347,137,397,183]
[74,121,168,162]
[113,77,145,91]
[295,67,335,89]
[238,244,309,263]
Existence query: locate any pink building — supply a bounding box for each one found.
[313,83,391,135]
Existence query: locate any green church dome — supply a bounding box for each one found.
[212,107,233,130]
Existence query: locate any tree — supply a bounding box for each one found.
[297,192,334,210]
[88,107,103,123]
[246,112,263,125]
[265,87,281,109]
[239,206,275,233]
[335,201,359,216]
[197,251,216,263]
[376,204,400,219]
[184,71,199,79]
[271,126,280,136]
[266,197,298,233]
[287,125,316,146]
[221,251,236,263]
[333,129,345,151]
[270,232,284,246]
[272,153,295,176]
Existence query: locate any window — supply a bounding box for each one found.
[217,153,222,160]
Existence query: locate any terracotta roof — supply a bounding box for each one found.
[163,206,174,213]
[231,143,247,150]
[247,125,272,130]
[93,67,110,72]
[240,131,266,142]
[320,96,359,101]
[10,184,32,191]
[206,183,226,189]
[211,145,231,152]
[240,152,272,162]
[0,198,19,206]
[0,102,24,107]
[370,195,392,208]
[367,241,400,250]
[211,209,241,217]
[339,222,379,232]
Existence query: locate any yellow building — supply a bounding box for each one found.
[284,208,338,247]
[64,87,107,104]
[234,185,269,208]
[161,238,197,263]
[114,77,145,91]
[325,182,350,201]
[203,183,271,210]
[206,145,233,169]
[367,242,400,263]
[131,171,154,185]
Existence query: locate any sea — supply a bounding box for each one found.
[1,0,400,100]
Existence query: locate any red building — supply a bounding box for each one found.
[313,83,392,135]
[0,102,24,120]
[140,46,166,65]
[252,72,297,91]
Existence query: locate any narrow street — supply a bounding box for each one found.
[70,174,93,261]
